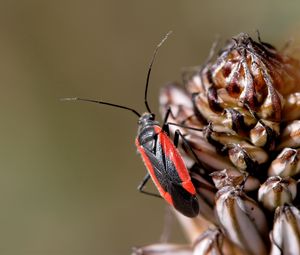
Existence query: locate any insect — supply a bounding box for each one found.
[62,32,199,217]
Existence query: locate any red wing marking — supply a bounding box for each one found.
[154,126,196,195]
[135,138,174,206]
[182,180,196,194]
[163,192,173,205]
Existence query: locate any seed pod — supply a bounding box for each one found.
[215,185,268,255]
[132,243,193,255]
[249,120,279,150]
[193,228,224,255]
[223,108,252,136]
[204,128,269,168]
[193,228,243,255]
[258,176,297,211]
[270,205,300,255]
[277,120,300,149]
[210,169,246,189]
[226,143,269,174]
[268,148,300,177]
[211,169,259,191]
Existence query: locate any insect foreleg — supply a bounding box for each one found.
[173,129,205,175]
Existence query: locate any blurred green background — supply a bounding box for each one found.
[0,0,299,254]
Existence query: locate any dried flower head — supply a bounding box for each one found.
[134,33,300,255]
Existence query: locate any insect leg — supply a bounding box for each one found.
[167,122,204,132]
[137,173,162,198]
[162,107,204,134]
[173,129,205,175]
[162,107,186,135]
[162,107,172,132]
[162,107,206,174]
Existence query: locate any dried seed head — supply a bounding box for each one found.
[268,148,300,177]
[152,32,300,255]
[270,205,300,255]
[258,176,297,211]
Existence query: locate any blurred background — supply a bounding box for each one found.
[0,0,299,254]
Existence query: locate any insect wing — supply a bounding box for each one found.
[157,129,196,195]
[156,130,199,217]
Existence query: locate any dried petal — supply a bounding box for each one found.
[193,228,224,255]
[192,93,223,124]
[249,120,279,150]
[210,169,246,189]
[205,129,269,168]
[268,148,300,177]
[193,228,243,255]
[278,120,300,149]
[132,243,192,255]
[270,205,300,255]
[210,169,259,191]
[258,176,297,210]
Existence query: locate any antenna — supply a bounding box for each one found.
[61,97,141,117]
[144,31,172,113]
[62,31,172,118]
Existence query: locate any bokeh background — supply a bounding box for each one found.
[0,1,300,254]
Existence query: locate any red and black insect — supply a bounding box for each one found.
[63,32,199,217]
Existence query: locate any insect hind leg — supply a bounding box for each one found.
[137,173,162,199]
